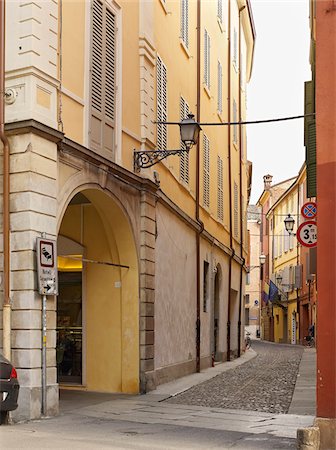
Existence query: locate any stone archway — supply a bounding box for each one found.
[57,188,139,394]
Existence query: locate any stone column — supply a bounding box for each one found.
[3,133,58,421]
[139,191,156,392]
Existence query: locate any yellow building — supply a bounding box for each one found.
[1,0,255,421]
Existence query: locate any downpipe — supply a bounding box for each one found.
[0,0,11,361]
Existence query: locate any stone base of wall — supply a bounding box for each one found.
[145,356,214,392]
[315,417,336,450]
[11,384,59,422]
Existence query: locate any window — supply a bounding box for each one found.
[217,0,223,23]
[245,294,250,304]
[90,0,116,155]
[246,272,250,285]
[245,308,249,326]
[204,29,211,89]
[233,99,238,145]
[203,135,210,208]
[234,181,239,237]
[157,55,168,151]
[217,156,224,221]
[181,0,189,48]
[203,261,209,312]
[232,28,238,69]
[217,61,223,113]
[180,97,190,184]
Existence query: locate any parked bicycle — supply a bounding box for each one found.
[245,331,251,350]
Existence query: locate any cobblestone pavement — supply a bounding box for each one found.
[166,341,304,414]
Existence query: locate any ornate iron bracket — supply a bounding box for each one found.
[133,148,190,172]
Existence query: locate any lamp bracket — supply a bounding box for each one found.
[134,148,190,172]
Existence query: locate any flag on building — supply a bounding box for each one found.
[262,282,270,304]
[269,280,279,301]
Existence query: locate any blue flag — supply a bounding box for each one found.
[269,280,279,301]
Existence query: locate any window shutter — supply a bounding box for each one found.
[233,100,238,144]
[274,235,278,258]
[217,156,224,221]
[234,182,238,237]
[294,265,302,289]
[233,28,238,67]
[157,55,168,151]
[304,80,316,198]
[282,266,290,292]
[217,61,222,113]
[203,135,210,208]
[204,29,210,89]
[217,0,223,23]
[181,0,189,48]
[180,96,190,184]
[90,0,116,155]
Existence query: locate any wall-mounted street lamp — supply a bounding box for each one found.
[284,214,296,235]
[247,254,266,271]
[133,113,201,172]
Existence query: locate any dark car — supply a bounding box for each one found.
[0,353,19,424]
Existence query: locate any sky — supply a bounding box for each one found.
[247,0,311,203]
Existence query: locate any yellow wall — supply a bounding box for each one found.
[58,190,139,393]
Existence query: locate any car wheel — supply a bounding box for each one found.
[0,411,8,425]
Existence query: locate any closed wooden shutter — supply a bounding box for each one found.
[234,181,238,237]
[233,28,238,68]
[217,0,223,23]
[90,0,115,155]
[204,29,210,89]
[304,80,316,198]
[203,135,210,208]
[217,155,224,221]
[157,55,168,151]
[181,0,189,48]
[217,61,223,113]
[294,265,302,289]
[180,96,190,184]
[233,99,238,144]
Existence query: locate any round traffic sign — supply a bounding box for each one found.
[297,220,317,248]
[301,202,317,219]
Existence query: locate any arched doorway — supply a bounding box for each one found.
[57,189,139,393]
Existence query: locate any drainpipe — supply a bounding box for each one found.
[296,184,300,343]
[226,0,233,362]
[0,0,11,361]
[195,0,202,373]
[237,5,246,357]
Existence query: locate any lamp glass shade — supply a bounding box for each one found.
[284,214,295,233]
[259,254,266,265]
[179,113,201,148]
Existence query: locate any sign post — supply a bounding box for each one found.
[36,236,58,416]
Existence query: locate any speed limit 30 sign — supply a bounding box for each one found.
[297,220,317,248]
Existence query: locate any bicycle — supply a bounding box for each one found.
[245,332,251,350]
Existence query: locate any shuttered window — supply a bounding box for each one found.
[217,0,223,23]
[217,61,223,113]
[217,156,224,221]
[181,0,189,48]
[203,135,210,208]
[284,228,290,252]
[90,0,116,155]
[204,29,211,89]
[157,55,168,151]
[304,80,316,198]
[234,181,239,237]
[180,96,190,184]
[233,99,238,145]
[233,28,238,68]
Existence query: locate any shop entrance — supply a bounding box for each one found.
[57,271,82,384]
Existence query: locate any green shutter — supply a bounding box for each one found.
[304,81,316,198]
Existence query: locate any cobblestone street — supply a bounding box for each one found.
[166,341,304,414]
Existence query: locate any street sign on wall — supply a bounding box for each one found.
[36,237,58,295]
[301,201,317,219]
[297,221,317,248]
